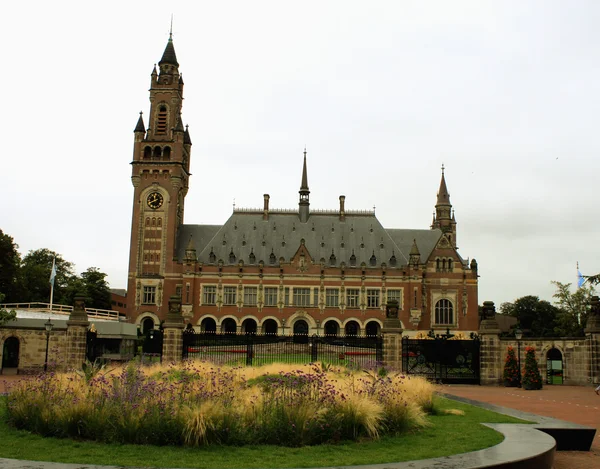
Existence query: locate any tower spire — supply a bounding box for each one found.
[299,148,310,222]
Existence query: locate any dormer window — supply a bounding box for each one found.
[269,250,276,265]
[350,251,357,267]
[370,252,377,266]
[209,248,216,264]
[329,251,336,266]
[229,249,236,264]
[389,253,397,267]
[249,250,256,264]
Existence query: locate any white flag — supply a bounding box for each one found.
[49,257,57,287]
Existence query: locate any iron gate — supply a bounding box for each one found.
[402,336,480,384]
[182,333,383,367]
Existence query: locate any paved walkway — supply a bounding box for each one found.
[441,384,600,469]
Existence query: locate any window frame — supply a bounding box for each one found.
[434,299,454,325]
[142,286,156,305]
[346,288,360,308]
[325,288,339,308]
[244,286,258,306]
[223,286,237,305]
[202,285,217,305]
[264,287,278,307]
[293,287,311,307]
[367,289,380,308]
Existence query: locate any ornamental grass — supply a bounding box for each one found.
[6,361,434,447]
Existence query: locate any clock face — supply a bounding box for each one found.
[147,192,164,209]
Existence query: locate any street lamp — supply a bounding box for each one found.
[515,327,523,388]
[44,318,54,372]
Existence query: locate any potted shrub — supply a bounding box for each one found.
[522,346,543,390]
[503,346,520,387]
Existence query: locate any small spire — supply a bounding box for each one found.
[186,235,196,251]
[436,165,451,206]
[410,239,420,256]
[134,111,145,133]
[300,149,309,191]
[159,28,179,67]
[174,113,184,132]
[170,14,173,40]
[184,124,192,145]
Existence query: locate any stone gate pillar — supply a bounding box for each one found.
[382,300,403,370]
[65,295,89,370]
[478,301,502,385]
[162,295,184,363]
[585,296,600,386]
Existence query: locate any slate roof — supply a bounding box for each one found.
[176,211,445,268]
[159,36,179,67]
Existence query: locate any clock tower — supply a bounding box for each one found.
[127,34,192,317]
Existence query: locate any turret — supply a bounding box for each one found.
[432,165,457,247]
[299,148,310,223]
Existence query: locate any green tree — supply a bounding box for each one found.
[521,346,543,390]
[551,281,595,336]
[63,267,111,310]
[499,296,560,337]
[0,293,17,324]
[19,249,74,304]
[586,274,600,285]
[0,230,22,302]
[502,346,520,386]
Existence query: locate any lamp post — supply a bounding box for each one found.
[44,318,54,372]
[515,327,523,388]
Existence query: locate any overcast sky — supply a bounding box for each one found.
[2,1,598,307]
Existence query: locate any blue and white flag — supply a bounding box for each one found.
[49,257,57,287]
[577,268,585,288]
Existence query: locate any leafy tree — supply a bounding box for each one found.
[0,293,16,324]
[499,296,560,337]
[551,281,596,336]
[0,230,22,302]
[19,249,74,304]
[586,274,600,285]
[63,267,111,310]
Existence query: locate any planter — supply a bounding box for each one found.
[523,382,542,390]
[503,380,519,387]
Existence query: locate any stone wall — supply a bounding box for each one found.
[0,328,68,374]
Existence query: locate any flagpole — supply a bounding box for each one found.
[49,256,56,312]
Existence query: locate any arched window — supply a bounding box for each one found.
[435,299,453,325]
[143,146,151,159]
[370,253,377,266]
[229,249,236,264]
[156,105,168,134]
[152,146,161,159]
[324,321,339,336]
[365,321,380,337]
[141,317,154,334]
[209,248,216,264]
[201,317,216,334]
[151,218,156,227]
[163,146,171,160]
[350,252,356,267]
[249,250,256,264]
[448,259,453,271]
[345,321,359,336]
[436,258,440,270]
[329,251,336,266]
[145,218,150,227]
[269,251,276,265]
[389,254,397,267]
[442,259,446,271]
[157,218,162,227]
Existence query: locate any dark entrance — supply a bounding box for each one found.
[222,318,237,334]
[324,320,339,336]
[2,337,20,369]
[345,321,359,336]
[201,317,216,334]
[141,317,154,334]
[546,348,563,385]
[293,320,309,344]
[365,321,380,337]
[263,319,278,335]
[242,319,257,335]
[402,336,480,384]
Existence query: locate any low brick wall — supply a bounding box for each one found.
[0,328,68,374]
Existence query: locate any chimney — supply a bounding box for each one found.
[339,195,346,221]
[263,194,270,220]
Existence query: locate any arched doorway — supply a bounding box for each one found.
[263,319,278,335]
[345,320,360,336]
[293,319,309,344]
[546,348,563,385]
[221,318,237,334]
[141,317,154,334]
[201,317,216,334]
[324,320,339,336]
[2,337,20,371]
[365,321,380,337]
[242,318,257,335]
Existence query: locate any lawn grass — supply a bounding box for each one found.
[0,395,532,468]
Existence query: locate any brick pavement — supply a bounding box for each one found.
[441,384,600,469]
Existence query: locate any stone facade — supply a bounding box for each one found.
[0,328,67,373]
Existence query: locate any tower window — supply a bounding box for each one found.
[163,146,171,159]
[142,286,156,305]
[156,105,168,134]
[153,146,161,159]
[143,146,151,159]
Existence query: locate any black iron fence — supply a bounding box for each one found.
[182,333,383,367]
[402,336,480,384]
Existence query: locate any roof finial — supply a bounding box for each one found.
[233,198,236,211]
[304,144,307,157]
[169,14,173,40]
[441,163,445,175]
